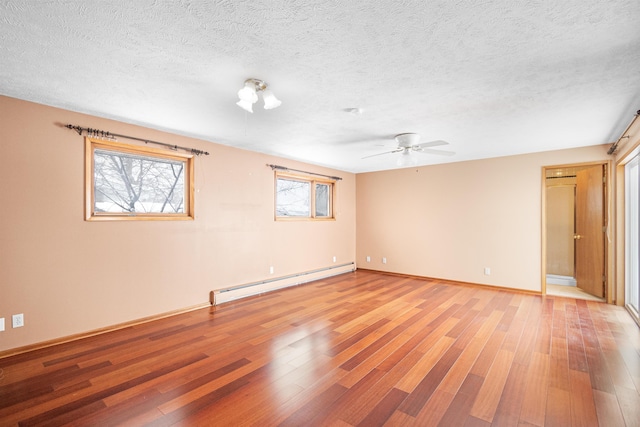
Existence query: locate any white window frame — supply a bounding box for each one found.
[625,154,640,319]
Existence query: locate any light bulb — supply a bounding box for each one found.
[262,88,282,109]
[237,83,258,103]
[236,98,254,113]
[396,149,416,167]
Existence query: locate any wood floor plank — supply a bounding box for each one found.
[356,387,409,427]
[395,334,456,393]
[535,299,554,355]
[545,386,572,427]
[518,351,550,427]
[469,328,507,378]
[491,361,529,426]
[592,389,627,427]
[411,388,455,425]
[398,344,464,416]
[614,384,640,427]
[383,409,418,426]
[278,382,349,427]
[339,308,423,372]
[1,271,638,426]
[437,374,485,426]
[549,335,571,392]
[438,310,503,395]
[308,368,387,426]
[337,310,428,389]
[469,348,515,423]
[568,369,599,427]
[375,303,461,372]
[335,351,427,425]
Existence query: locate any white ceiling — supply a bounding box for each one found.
[1,1,639,173]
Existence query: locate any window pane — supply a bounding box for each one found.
[276,178,310,217]
[315,183,330,217]
[94,149,186,214]
[626,156,640,314]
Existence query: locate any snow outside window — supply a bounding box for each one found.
[85,138,194,221]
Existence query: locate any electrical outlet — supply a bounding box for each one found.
[12,313,24,328]
[484,267,491,275]
[269,266,274,274]
[333,256,336,263]
[366,256,371,262]
[382,257,387,264]
[0,318,5,332]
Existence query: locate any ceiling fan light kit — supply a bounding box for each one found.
[397,148,417,167]
[236,78,281,113]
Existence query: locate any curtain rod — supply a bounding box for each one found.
[65,124,210,156]
[607,109,640,155]
[267,164,342,181]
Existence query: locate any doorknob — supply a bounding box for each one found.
[574,234,582,240]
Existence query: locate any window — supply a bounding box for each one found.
[275,172,335,220]
[85,138,194,221]
[626,154,640,320]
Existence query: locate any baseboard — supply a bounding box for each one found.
[0,302,211,360]
[545,274,577,286]
[355,268,542,296]
[213,263,356,305]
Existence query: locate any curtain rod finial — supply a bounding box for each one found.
[66,124,83,135]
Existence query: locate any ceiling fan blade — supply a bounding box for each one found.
[414,148,456,156]
[361,148,403,159]
[415,139,449,148]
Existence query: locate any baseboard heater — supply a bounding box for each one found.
[211,262,356,305]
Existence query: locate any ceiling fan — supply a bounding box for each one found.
[362,133,455,160]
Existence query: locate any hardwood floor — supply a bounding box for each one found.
[1,270,639,426]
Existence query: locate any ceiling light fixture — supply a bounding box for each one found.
[236,78,281,113]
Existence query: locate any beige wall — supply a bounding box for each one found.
[545,179,576,276]
[0,96,356,352]
[356,145,610,292]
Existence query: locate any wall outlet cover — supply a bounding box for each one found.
[0,318,4,332]
[12,313,24,328]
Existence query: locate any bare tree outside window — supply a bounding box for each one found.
[276,178,310,217]
[315,183,330,217]
[94,149,185,214]
[85,138,194,221]
[275,174,334,220]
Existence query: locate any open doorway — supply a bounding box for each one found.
[543,163,607,301]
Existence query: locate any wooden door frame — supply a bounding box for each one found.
[541,161,614,302]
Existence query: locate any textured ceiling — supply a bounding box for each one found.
[1,0,639,173]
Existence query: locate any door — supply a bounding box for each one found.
[575,165,605,298]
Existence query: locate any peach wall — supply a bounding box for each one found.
[0,96,356,352]
[356,145,610,292]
